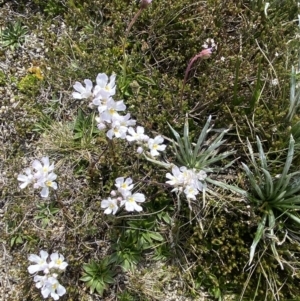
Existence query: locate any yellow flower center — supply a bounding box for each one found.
[52,283,58,290]
[46,180,52,187]
[109,108,115,115]
[56,258,62,265]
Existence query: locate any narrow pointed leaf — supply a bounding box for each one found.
[249,213,267,265]
[247,138,259,170]
[277,195,300,204]
[276,204,300,209]
[192,115,212,162]
[206,177,247,196]
[261,168,273,197]
[256,136,268,170]
[242,163,265,201]
[274,135,294,194]
[183,117,193,160]
[284,211,300,224]
[268,190,286,204]
[276,174,292,197]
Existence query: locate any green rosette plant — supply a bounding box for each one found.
[243,135,300,267]
[167,115,236,172]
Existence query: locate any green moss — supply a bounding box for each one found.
[187,207,300,299]
[0,70,6,85]
[17,74,42,96]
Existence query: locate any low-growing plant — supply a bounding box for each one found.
[73,108,100,146]
[34,202,60,227]
[0,20,28,50]
[125,218,164,250]
[110,232,143,271]
[242,135,300,267]
[168,115,236,172]
[287,64,300,122]
[117,290,138,301]
[145,114,243,211]
[80,258,115,296]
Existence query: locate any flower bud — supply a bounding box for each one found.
[200,48,213,59]
[137,146,144,154]
[140,0,152,9]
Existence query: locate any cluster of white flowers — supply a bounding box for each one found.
[73,73,136,139]
[166,165,207,200]
[101,177,146,214]
[126,126,166,157]
[72,73,167,157]
[17,157,57,198]
[202,38,217,50]
[28,250,67,300]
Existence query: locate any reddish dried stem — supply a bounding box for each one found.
[180,48,213,106]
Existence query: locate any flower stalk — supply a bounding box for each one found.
[123,0,152,55]
[180,48,213,105]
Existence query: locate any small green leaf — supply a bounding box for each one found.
[10,236,16,247]
[148,232,164,241]
[95,282,105,296]
[79,275,93,282]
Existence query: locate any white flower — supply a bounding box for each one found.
[100,99,126,123]
[95,114,107,130]
[101,197,119,215]
[28,250,49,274]
[72,79,93,99]
[34,172,58,198]
[148,135,166,156]
[92,95,112,113]
[126,126,149,142]
[48,253,68,271]
[121,192,145,212]
[41,277,66,300]
[17,168,34,189]
[34,274,48,289]
[166,165,184,191]
[115,177,134,196]
[106,120,128,140]
[94,73,116,98]
[180,167,197,188]
[115,113,136,127]
[184,185,199,200]
[32,157,54,177]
